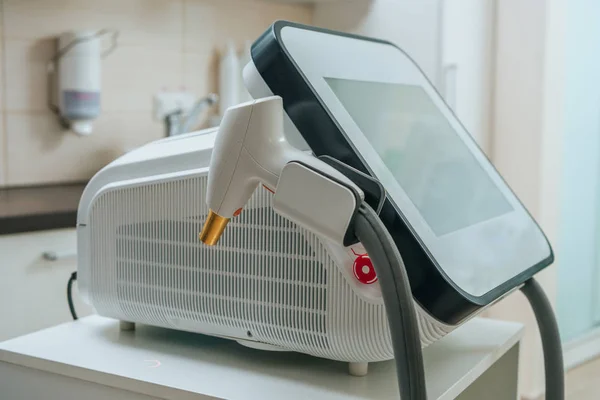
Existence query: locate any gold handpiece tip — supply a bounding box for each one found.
[199,210,230,245]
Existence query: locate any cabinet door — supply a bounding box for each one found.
[0,229,93,341]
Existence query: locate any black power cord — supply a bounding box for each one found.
[521,278,564,400]
[354,203,564,400]
[67,271,78,320]
[354,203,427,399]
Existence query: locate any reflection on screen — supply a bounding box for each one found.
[326,78,513,236]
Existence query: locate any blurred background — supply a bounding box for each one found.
[0,0,597,399]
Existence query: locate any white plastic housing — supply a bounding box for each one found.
[207,96,362,244]
[58,30,101,136]
[77,129,455,364]
[243,60,310,151]
[273,162,360,245]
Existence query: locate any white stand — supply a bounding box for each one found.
[0,316,523,400]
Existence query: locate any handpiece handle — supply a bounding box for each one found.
[199,96,363,246]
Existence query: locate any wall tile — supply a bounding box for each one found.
[0,113,5,186]
[5,112,163,185]
[2,0,183,50]
[4,39,182,113]
[0,9,2,113]
[256,1,314,28]
[183,0,313,52]
[0,5,4,186]
[1,0,314,186]
[182,1,220,52]
[182,0,313,106]
[102,46,183,112]
[3,39,55,112]
[183,50,217,98]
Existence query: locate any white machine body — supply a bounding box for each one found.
[77,129,454,364]
[58,30,101,136]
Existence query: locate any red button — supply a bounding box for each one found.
[353,253,377,284]
[233,208,243,217]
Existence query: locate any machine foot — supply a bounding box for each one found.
[348,362,368,377]
[119,321,135,331]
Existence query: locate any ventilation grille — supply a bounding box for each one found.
[90,175,330,351]
[87,173,453,362]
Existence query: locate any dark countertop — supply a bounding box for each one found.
[0,183,86,235]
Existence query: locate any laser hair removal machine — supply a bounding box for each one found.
[77,21,563,399]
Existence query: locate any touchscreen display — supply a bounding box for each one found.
[326,78,513,236]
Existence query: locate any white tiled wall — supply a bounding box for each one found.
[0,7,4,186]
[0,0,313,186]
[0,112,4,187]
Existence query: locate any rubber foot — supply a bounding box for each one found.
[348,362,368,377]
[119,321,135,331]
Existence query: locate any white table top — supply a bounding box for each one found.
[0,316,523,400]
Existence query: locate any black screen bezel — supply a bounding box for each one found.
[251,20,554,324]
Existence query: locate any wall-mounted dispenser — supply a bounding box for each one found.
[47,30,118,136]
